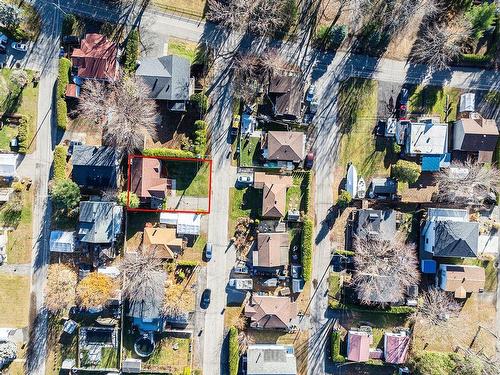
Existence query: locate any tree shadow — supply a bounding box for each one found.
[25,307,48,374]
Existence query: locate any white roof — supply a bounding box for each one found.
[460,93,475,113]
[98,266,120,278]
[0,154,17,177]
[478,234,498,255]
[427,208,469,222]
[247,344,297,375]
[49,231,75,253]
[408,122,448,155]
[176,213,201,235]
[159,212,178,225]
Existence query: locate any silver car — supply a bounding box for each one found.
[11,42,28,52]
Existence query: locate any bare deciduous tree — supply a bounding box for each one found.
[353,235,419,305]
[435,159,500,205]
[120,252,165,304]
[45,264,77,314]
[414,288,461,327]
[78,76,158,154]
[411,18,472,70]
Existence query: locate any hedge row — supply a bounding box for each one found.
[193,120,207,156]
[56,99,68,130]
[457,53,492,67]
[330,330,344,362]
[53,145,67,181]
[335,249,355,256]
[301,217,313,282]
[330,302,415,315]
[17,117,29,154]
[122,29,139,74]
[303,171,312,214]
[190,92,209,116]
[228,326,239,375]
[57,57,71,98]
[143,148,195,158]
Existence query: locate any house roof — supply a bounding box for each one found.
[357,275,401,304]
[128,271,166,320]
[455,117,499,152]
[440,264,485,296]
[253,172,293,218]
[254,233,290,268]
[268,74,302,119]
[49,231,75,253]
[78,201,123,244]
[384,331,410,364]
[347,330,371,362]
[0,153,17,177]
[245,295,297,330]
[72,146,118,188]
[369,178,397,196]
[143,227,183,259]
[407,122,448,155]
[130,157,170,198]
[264,131,305,162]
[354,209,396,241]
[433,221,478,257]
[71,33,118,81]
[247,344,297,375]
[136,55,191,102]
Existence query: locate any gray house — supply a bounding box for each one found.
[135,55,193,112]
[353,209,396,241]
[247,344,297,375]
[78,201,123,247]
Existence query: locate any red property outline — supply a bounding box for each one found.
[126,154,212,214]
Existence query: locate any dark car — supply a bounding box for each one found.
[397,88,409,119]
[201,289,211,309]
[204,242,213,261]
[62,35,80,45]
[304,152,314,169]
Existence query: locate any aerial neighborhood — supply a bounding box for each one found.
[0,1,499,375]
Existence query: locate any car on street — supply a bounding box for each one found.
[11,42,28,52]
[237,174,253,185]
[306,84,316,103]
[397,88,409,119]
[204,242,212,261]
[201,289,211,309]
[304,152,314,169]
[0,33,7,53]
[231,114,240,138]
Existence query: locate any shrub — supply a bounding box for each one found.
[466,2,496,40]
[53,145,67,181]
[56,98,68,129]
[392,160,421,184]
[330,330,341,360]
[57,57,71,98]
[17,117,28,154]
[301,217,313,282]
[458,53,492,66]
[122,28,139,73]
[12,181,24,192]
[315,25,348,51]
[337,189,352,209]
[335,249,355,256]
[228,326,239,375]
[190,92,209,116]
[177,260,199,267]
[182,368,191,375]
[410,351,464,375]
[193,120,208,156]
[143,148,195,158]
[51,179,80,211]
[118,191,139,208]
[392,141,401,154]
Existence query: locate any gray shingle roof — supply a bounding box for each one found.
[136,55,190,101]
[433,221,479,257]
[72,145,118,167]
[247,344,297,375]
[78,201,123,244]
[355,209,396,241]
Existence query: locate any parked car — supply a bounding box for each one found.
[62,35,80,45]
[201,289,211,309]
[237,174,253,185]
[397,88,409,119]
[231,114,240,138]
[306,84,316,103]
[205,242,212,261]
[0,33,7,53]
[304,152,314,169]
[11,42,28,52]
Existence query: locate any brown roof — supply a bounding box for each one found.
[253,233,290,268]
[441,264,485,298]
[263,131,305,162]
[254,172,293,218]
[460,117,498,135]
[71,34,118,81]
[245,295,297,330]
[456,117,499,152]
[65,83,78,98]
[268,74,302,118]
[130,158,171,199]
[143,227,183,259]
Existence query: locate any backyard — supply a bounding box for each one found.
[286,172,310,213]
[0,274,30,327]
[80,346,119,369]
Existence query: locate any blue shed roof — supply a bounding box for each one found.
[421,259,437,274]
[421,155,442,171]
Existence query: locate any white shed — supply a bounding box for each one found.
[177,213,201,235]
[0,153,18,178]
[459,93,475,113]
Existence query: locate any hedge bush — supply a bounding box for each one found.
[118,191,139,208]
[182,368,191,375]
[303,171,312,214]
[330,302,415,315]
[458,53,492,66]
[330,330,344,362]
[57,57,71,98]
[193,120,208,156]
[17,117,29,154]
[392,160,421,184]
[177,260,199,267]
[51,179,81,211]
[56,98,68,129]
[143,148,195,158]
[228,326,239,375]
[301,217,313,282]
[53,145,67,181]
[122,29,139,74]
[392,141,401,154]
[335,249,355,256]
[190,92,209,116]
[337,189,352,209]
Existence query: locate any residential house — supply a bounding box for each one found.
[261,131,305,165]
[135,55,193,112]
[72,145,119,189]
[453,113,499,163]
[253,172,293,218]
[160,212,201,236]
[353,209,396,241]
[347,328,373,362]
[367,177,397,200]
[142,226,183,259]
[128,270,166,332]
[253,232,290,273]
[0,153,17,178]
[384,329,410,364]
[437,264,485,298]
[49,231,75,253]
[78,201,123,251]
[246,344,297,375]
[422,208,478,258]
[397,120,449,172]
[130,157,172,208]
[245,295,297,331]
[71,33,118,81]
[268,74,302,121]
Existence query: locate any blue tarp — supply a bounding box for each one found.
[421,259,437,274]
[421,155,442,172]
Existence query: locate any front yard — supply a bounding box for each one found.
[0,274,30,327]
[239,136,261,167]
[228,187,262,233]
[408,85,461,122]
[164,159,210,198]
[286,172,310,213]
[153,0,207,17]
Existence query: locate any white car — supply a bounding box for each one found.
[237,174,253,185]
[11,42,28,52]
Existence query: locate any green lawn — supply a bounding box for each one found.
[164,160,210,197]
[153,0,207,17]
[168,38,198,63]
[328,273,342,309]
[80,346,119,369]
[408,85,462,122]
[0,68,39,153]
[338,78,394,179]
[228,187,262,231]
[240,137,261,167]
[191,232,207,252]
[0,274,30,327]
[286,173,310,213]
